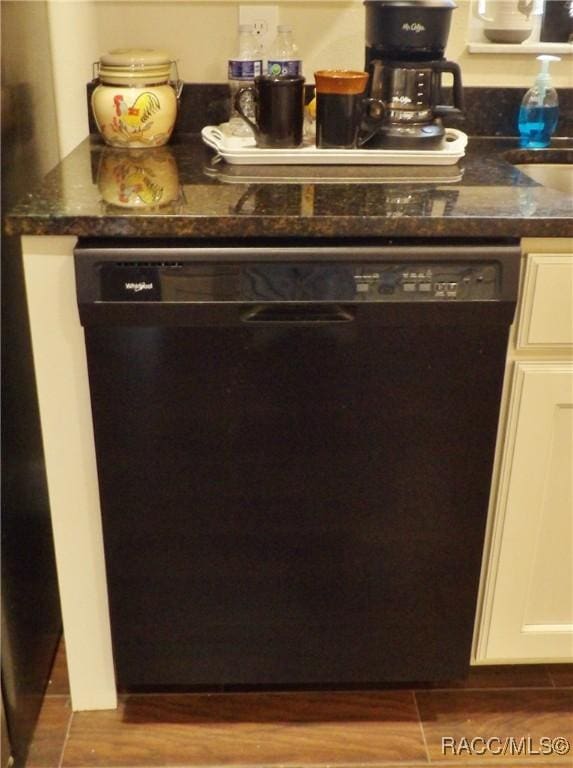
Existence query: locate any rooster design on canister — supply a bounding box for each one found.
[110,92,161,142]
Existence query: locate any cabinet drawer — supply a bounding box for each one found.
[517,254,573,350]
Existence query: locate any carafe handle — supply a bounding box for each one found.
[432,60,464,119]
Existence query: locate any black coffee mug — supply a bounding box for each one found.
[314,70,384,149]
[235,75,305,149]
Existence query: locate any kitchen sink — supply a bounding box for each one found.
[514,164,573,197]
[503,148,573,198]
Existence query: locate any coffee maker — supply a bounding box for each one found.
[364,0,464,149]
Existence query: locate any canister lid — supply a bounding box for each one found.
[100,47,171,67]
[98,48,172,84]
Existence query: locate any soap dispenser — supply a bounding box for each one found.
[518,55,560,148]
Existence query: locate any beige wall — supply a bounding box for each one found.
[92,0,571,86]
[47,1,101,157]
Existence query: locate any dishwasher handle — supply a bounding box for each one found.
[240,304,356,324]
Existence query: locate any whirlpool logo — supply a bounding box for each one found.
[125,281,154,293]
[402,22,426,32]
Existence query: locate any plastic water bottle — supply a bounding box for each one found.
[267,25,302,77]
[228,24,263,136]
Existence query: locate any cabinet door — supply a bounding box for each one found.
[516,254,573,350]
[482,362,573,661]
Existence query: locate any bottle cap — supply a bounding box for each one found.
[536,53,560,78]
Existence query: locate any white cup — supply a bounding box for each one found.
[476,0,534,42]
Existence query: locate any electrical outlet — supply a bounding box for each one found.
[239,5,279,56]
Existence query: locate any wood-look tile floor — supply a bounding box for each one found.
[27,641,573,768]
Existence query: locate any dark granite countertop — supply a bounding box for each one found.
[5,134,573,240]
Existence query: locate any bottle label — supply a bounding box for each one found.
[228,59,263,80]
[267,59,302,77]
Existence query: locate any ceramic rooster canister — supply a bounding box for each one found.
[92,48,182,148]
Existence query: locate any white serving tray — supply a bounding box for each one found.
[201,124,468,166]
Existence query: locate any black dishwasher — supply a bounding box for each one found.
[75,239,519,689]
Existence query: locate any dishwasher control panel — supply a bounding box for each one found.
[94,261,501,303]
[352,263,499,301]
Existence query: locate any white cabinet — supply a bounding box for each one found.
[475,242,573,663]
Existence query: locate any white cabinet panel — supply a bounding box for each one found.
[517,254,573,350]
[485,362,573,661]
[524,402,573,627]
[22,236,117,710]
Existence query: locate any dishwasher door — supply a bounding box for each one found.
[76,242,519,688]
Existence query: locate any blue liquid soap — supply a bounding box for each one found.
[517,55,561,149]
[518,105,559,148]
